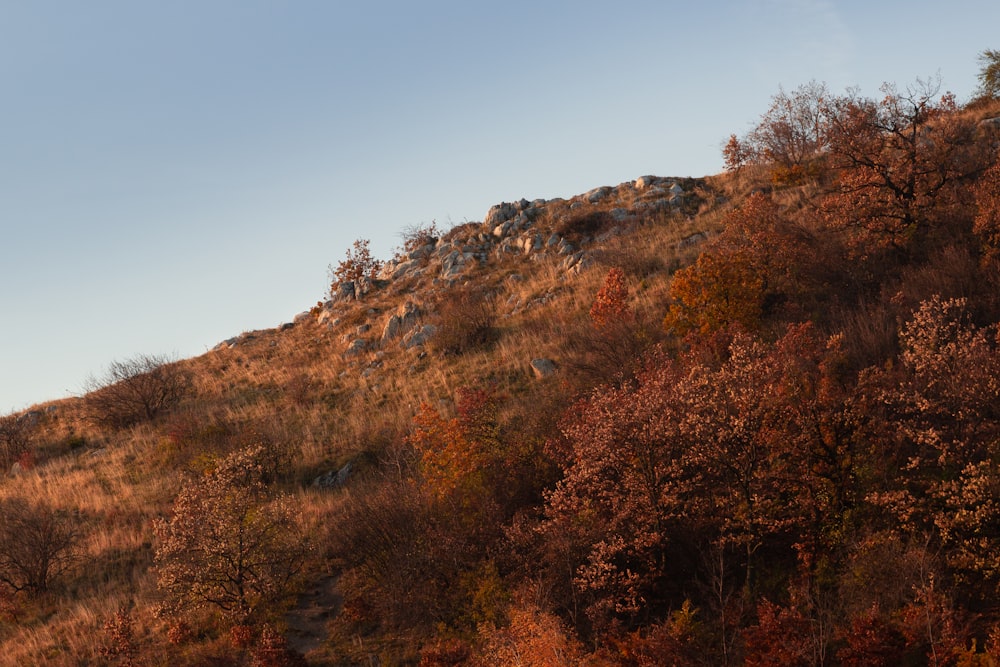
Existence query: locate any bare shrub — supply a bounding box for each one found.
[83,353,192,429]
[154,444,309,628]
[398,221,441,257]
[554,209,614,241]
[432,288,498,355]
[0,497,79,596]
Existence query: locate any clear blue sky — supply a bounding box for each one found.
[2,0,997,414]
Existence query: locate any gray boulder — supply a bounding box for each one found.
[586,186,612,203]
[484,202,519,229]
[530,358,557,378]
[313,461,352,489]
[382,302,422,342]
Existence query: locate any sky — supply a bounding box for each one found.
[1,0,998,414]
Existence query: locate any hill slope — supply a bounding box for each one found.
[3,87,1000,665]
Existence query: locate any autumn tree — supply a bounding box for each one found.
[0,497,78,596]
[83,353,192,429]
[723,134,753,173]
[868,297,1000,598]
[664,191,828,337]
[663,251,765,336]
[542,351,692,628]
[723,81,829,183]
[409,387,503,504]
[752,80,829,183]
[821,79,988,258]
[431,287,498,355]
[154,444,309,628]
[589,267,630,329]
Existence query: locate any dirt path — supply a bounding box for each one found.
[284,574,341,658]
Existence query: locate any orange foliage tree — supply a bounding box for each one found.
[663,251,764,336]
[821,80,988,258]
[589,267,631,330]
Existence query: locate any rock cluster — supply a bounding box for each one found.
[220,176,704,366]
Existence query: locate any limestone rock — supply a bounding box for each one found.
[484,202,519,229]
[530,358,557,378]
[382,302,421,342]
[586,186,611,203]
[635,175,658,190]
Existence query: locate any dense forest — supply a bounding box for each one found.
[2,57,1000,665]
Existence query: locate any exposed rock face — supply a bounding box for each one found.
[288,175,707,343]
[343,339,367,357]
[382,302,421,342]
[404,324,437,349]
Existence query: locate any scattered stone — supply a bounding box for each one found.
[404,324,437,349]
[343,339,367,357]
[530,358,557,378]
[382,302,421,342]
[331,281,355,302]
[979,117,1000,131]
[679,231,709,248]
[635,175,658,190]
[586,186,612,203]
[484,201,519,229]
[312,461,352,489]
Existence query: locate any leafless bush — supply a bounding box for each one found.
[554,209,614,241]
[83,353,192,429]
[432,288,498,355]
[0,497,79,596]
[398,221,440,256]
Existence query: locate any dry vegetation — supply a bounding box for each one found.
[2,65,1000,665]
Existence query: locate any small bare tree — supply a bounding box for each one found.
[154,444,309,628]
[83,353,192,429]
[0,497,78,596]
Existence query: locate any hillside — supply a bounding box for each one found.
[2,80,1000,665]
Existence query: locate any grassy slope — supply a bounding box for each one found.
[0,174,727,665]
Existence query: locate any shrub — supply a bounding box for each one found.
[329,239,383,294]
[398,221,441,257]
[82,353,192,429]
[154,444,309,628]
[432,288,498,355]
[0,497,79,596]
[554,209,614,240]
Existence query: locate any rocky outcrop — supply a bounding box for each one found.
[381,302,421,343]
[295,175,705,341]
